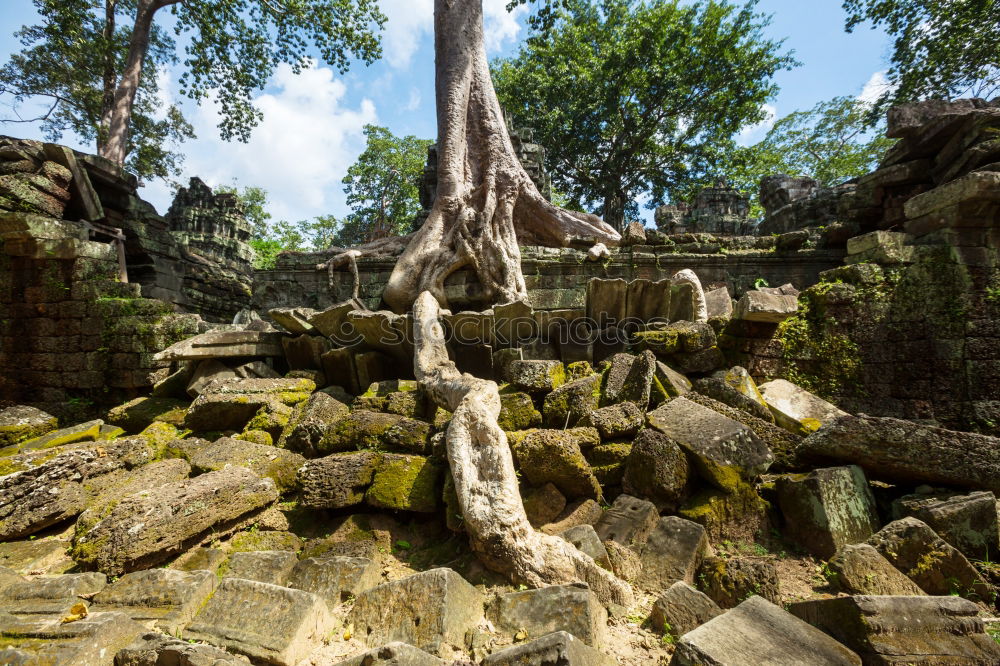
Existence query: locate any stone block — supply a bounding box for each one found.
[540,499,604,535]
[594,494,659,549]
[91,568,217,635]
[186,358,238,398]
[826,544,925,596]
[523,482,567,528]
[559,525,610,569]
[622,429,691,512]
[114,632,249,666]
[892,490,1000,560]
[349,568,484,655]
[579,401,643,440]
[490,583,607,647]
[512,430,601,500]
[601,351,656,408]
[697,556,780,609]
[507,359,565,394]
[224,550,298,586]
[365,454,442,513]
[733,290,798,323]
[332,642,446,666]
[190,437,305,493]
[637,517,709,592]
[299,452,381,510]
[73,466,278,575]
[482,630,616,666]
[0,404,57,447]
[269,307,318,335]
[670,596,861,666]
[498,391,543,431]
[542,374,601,428]
[648,396,772,491]
[789,595,1000,665]
[277,391,350,457]
[0,610,146,665]
[775,465,880,559]
[649,581,722,639]
[867,517,991,599]
[586,278,626,325]
[282,333,331,370]
[288,556,380,605]
[757,378,848,431]
[154,330,284,362]
[845,230,915,265]
[16,418,102,451]
[184,577,333,666]
[625,278,672,322]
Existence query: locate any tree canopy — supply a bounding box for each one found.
[331,124,432,247]
[1,0,385,175]
[843,0,1000,115]
[0,0,194,181]
[492,0,796,230]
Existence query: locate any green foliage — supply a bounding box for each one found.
[0,0,194,181]
[216,184,271,239]
[333,124,432,247]
[492,0,796,229]
[843,0,1000,116]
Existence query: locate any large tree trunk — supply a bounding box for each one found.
[413,292,633,606]
[382,0,620,314]
[97,0,117,153]
[100,0,159,165]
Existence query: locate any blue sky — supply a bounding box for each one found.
[0,0,892,225]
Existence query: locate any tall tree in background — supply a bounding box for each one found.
[2,0,384,172]
[843,0,1000,115]
[332,124,433,247]
[0,0,194,180]
[493,0,796,230]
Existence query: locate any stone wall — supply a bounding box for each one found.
[254,237,845,313]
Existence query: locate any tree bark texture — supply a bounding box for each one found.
[413,291,634,606]
[382,0,620,314]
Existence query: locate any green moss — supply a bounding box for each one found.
[498,392,543,431]
[229,529,302,553]
[236,429,273,446]
[365,455,442,512]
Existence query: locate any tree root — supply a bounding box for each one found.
[413,291,634,606]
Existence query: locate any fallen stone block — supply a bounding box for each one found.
[621,429,691,512]
[602,351,656,408]
[349,568,484,655]
[797,415,1000,492]
[91,568,216,635]
[559,525,611,569]
[185,359,238,398]
[332,642,446,666]
[594,494,659,549]
[775,465,880,559]
[268,307,318,335]
[482,630,615,666]
[697,556,780,609]
[319,409,430,455]
[508,359,566,394]
[73,466,278,575]
[542,374,601,428]
[758,378,847,432]
[0,610,146,665]
[678,481,770,543]
[648,396,772,492]
[114,631,249,665]
[184,576,332,665]
[637,517,709,592]
[512,430,601,500]
[579,401,643,440]
[867,517,991,599]
[365,454,442,513]
[190,437,305,493]
[826,544,926,596]
[491,583,607,647]
[650,581,722,639]
[733,290,798,323]
[105,397,187,434]
[299,452,381,510]
[670,596,861,665]
[1,571,107,614]
[892,490,999,560]
[14,418,102,452]
[224,550,298,586]
[0,405,57,448]
[184,377,314,433]
[523,483,567,528]
[789,595,1000,665]
[154,330,284,362]
[288,555,380,605]
[541,499,604,535]
[845,230,915,265]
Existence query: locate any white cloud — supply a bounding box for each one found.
[483,0,527,53]
[858,70,894,106]
[404,87,422,112]
[736,103,777,146]
[376,0,525,69]
[378,0,434,69]
[139,62,377,223]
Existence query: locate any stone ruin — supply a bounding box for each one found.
[0,98,999,665]
[654,179,753,236]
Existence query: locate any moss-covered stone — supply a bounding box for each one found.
[189,437,305,493]
[498,392,543,431]
[236,429,274,447]
[16,419,102,452]
[507,359,566,394]
[139,421,186,456]
[365,454,442,513]
[0,405,57,448]
[106,396,188,434]
[228,529,303,554]
[680,481,770,543]
[318,410,404,453]
[245,403,294,440]
[511,429,601,500]
[565,361,596,381]
[542,374,601,427]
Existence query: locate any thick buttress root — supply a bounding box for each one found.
[413,291,634,606]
